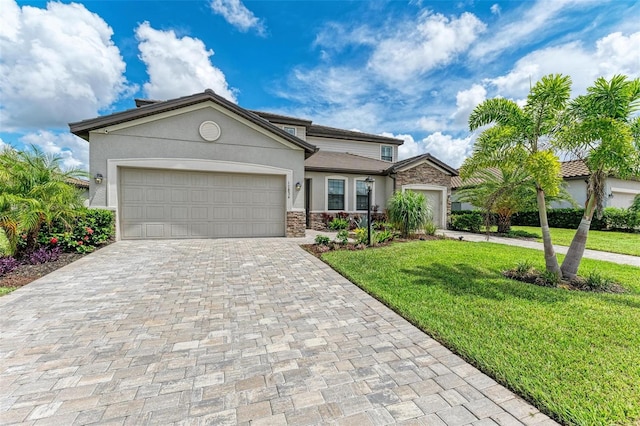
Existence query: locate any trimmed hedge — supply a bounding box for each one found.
[452,208,639,231]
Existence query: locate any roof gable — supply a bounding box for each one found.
[390,153,458,176]
[69,90,317,156]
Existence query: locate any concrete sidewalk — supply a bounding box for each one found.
[440,230,640,267]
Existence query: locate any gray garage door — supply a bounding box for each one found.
[412,189,443,229]
[119,168,285,239]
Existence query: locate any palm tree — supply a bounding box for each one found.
[457,166,550,233]
[0,145,87,255]
[555,75,640,278]
[465,74,572,275]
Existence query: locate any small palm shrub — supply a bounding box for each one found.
[335,230,349,244]
[314,234,331,245]
[424,221,437,236]
[582,270,615,292]
[387,191,432,237]
[328,217,349,230]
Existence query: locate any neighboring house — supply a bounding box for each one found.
[67,177,90,205]
[69,89,457,240]
[451,160,640,211]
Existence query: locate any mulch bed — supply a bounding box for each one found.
[0,252,88,288]
[502,269,627,293]
[302,234,443,257]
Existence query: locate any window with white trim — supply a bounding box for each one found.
[355,180,370,210]
[327,179,345,210]
[381,145,393,162]
[283,126,297,136]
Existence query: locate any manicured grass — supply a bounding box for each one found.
[322,240,640,425]
[511,226,640,256]
[0,287,17,296]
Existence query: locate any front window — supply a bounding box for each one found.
[327,179,345,210]
[356,180,369,210]
[381,145,393,162]
[283,126,297,136]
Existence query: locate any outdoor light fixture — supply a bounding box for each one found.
[295,182,302,191]
[94,173,103,184]
[365,176,374,246]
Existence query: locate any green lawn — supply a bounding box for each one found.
[322,240,640,426]
[511,226,640,257]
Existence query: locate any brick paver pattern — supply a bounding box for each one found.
[0,240,558,425]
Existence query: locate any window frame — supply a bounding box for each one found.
[283,126,297,136]
[381,145,393,162]
[354,177,375,211]
[326,176,346,211]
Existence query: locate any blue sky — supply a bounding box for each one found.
[1,0,638,170]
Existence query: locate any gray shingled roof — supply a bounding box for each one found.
[305,151,393,175]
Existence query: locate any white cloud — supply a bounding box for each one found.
[471,0,589,61]
[20,131,89,170]
[450,84,487,128]
[486,31,640,99]
[210,0,265,35]
[490,4,501,15]
[368,11,486,83]
[282,66,373,105]
[136,22,237,102]
[422,132,473,168]
[386,133,424,160]
[417,117,445,132]
[0,0,129,130]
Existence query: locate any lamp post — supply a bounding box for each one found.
[365,176,374,246]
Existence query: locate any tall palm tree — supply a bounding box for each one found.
[555,75,640,278]
[465,74,572,275]
[0,145,87,255]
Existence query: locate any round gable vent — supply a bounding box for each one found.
[199,121,221,141]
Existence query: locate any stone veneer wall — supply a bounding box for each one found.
[395,162,453,224]
[286,211,306,237]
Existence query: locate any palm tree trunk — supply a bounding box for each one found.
[561,194,596,279]
[536,188,561,275]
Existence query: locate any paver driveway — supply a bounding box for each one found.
[1,239,556,425]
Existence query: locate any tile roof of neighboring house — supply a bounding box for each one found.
[67,177,90,188]
[69,90,317,156]
[390,153,458,176]
[305,151,393,175]
[561,160,590,178]
[451,160,593,189]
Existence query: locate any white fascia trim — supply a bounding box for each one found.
[107,158,294,240]
[90,102,304,152]
[325,175,348,212]
[401,184,448,229]
[353,176,376,212]
[610,186,640,195]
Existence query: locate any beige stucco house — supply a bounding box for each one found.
[70,90,457,240]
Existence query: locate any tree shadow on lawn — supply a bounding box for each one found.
[401,262,569,304]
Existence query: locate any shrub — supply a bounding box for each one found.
[424,221,437,236]
[351,215,368,230]
[0,256,19,276]
[335,230,349,244]
[537,270,560,287]
[504,229,540,239]
[582,270,616,292]
[603,207,639,231]
[374,230,394,244]
[354,228,368,244]
[39,208,115,253]
[314,234,331,245]
[387,191,432,237]
[25,246,61,265]
[451,213,483,233]
[515,260,535,276]
[328,217,349,230]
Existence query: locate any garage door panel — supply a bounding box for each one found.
[120,168,285,239]
[145,224,165,238]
